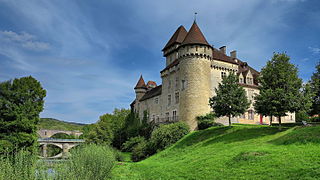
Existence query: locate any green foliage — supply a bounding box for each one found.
[310,61,320,116]
[56,144,116,179]
[254,53,303,125]
[310,116,320,122]
[150,122,189,152]
[295,111,310,122]
[196,113,222,130]
[0,150,37,180]
[121,136,146,152]
[0,76,46,154]
[38,118,85,131]
[84,108,131,146]
[112,125,320,179]
[131,140,150,162]
[209,73,250,126]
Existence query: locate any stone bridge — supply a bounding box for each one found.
[37,129,83,138]
[38,138,85,158]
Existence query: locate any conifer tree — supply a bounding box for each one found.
[310,62,320,116]
[254,53,302,126]
[209,73,250,126]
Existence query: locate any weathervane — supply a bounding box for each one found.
[194,12,198,22]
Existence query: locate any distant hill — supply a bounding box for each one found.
[38,118,86,131]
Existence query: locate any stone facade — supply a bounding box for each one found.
[131,21,295,131]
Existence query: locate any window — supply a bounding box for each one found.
[196,46,198,51]
[248,110,254,120]
[181,80,186,90]
[239,78,243,83]
[175,77,179,89]
[221,72,227,79]
[175,92,180,104]
[154,97,159,104]
[165,112,170,121]
[204,46,206,52]
[168,95,171,106]
[246,77,253,84]
[168,80,171,90]
[173,110,177,121]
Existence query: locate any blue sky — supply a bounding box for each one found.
[0,0,319,124]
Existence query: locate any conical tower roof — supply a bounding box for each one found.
[162,25,188,51]
[134,75,147,89]
[182,21,209,46]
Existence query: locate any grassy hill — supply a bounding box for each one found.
[112,124,320,179]
[38,118,86,131]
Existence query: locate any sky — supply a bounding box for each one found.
[0,0,319,124]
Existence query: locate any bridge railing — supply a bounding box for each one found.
[38,138,85,142]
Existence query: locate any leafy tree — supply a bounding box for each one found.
[254,53,302,126]
[209,73,250,126]
[0,76,46,154]
[310,61,320,116]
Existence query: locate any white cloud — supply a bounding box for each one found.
[0,30,50,51]
[309,47,320,54]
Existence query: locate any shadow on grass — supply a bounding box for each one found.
[269,126,320,145]
[202,126,286,147]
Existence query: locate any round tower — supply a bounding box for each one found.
[134,75,147,101]
[178,21,212,130]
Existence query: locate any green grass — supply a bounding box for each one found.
[38,118,86,131]
[112,125,320,179]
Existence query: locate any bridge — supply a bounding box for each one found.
[37,129,84,158]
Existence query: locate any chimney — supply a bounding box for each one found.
[230,50,237,58]
[219,46,226,54]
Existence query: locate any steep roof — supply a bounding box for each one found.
[140,85,162,101]
[162,25,188,51]
[182,21,209,46]
[134,75,147,89]
[212,48,238,65]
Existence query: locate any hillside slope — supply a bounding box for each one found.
[113,125,320,179]
[38,118,86,131]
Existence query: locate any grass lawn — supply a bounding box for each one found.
[112,124,320,179]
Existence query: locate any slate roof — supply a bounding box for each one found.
[162,25,188,51]
[140,85,162,101]
[181,21,210,46]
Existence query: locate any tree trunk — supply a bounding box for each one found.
[228,115,231,126]
[278,116,282,130]
[270,115,273,126]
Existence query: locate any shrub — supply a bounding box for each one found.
[197,113,221,130]
[131,140,150,162]
[310,116,320,122]
[56,144,116,179]
[150,122,189,151]
[295,111,310,122]
[122,136,146,152]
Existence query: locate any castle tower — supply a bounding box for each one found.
[178,21,213,130]
[134,75,147,101]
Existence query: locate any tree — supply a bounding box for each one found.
[310,61,320,116]
[209,73,250,126]
[254,53,302,126]
[0,76,46,154]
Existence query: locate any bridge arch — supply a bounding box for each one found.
[37,129,83,138]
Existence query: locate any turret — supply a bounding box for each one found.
[162,25,188,66]
[178,21,213,130]
[134,75,147,100]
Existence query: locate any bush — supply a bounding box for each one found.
[122,136,145,152]
[0,150,37,180]
[150,122,189,151]
[56,144,116,179]
[131,140,150,162]
[295,111,310,122]
[197,113,221,130]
